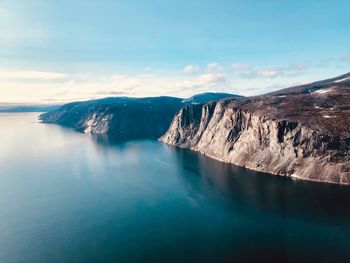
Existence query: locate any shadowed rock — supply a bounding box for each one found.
[39,93,240,139]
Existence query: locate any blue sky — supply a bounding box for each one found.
[0,0,349,103]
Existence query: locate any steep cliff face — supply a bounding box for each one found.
[163,102,218,148]
[161,75,350,185]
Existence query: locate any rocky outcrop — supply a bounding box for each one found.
[160,74,350,185]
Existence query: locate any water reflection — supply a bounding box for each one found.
[89,132,350,226]
[171,145,350,225]
[90,133,155,147]
[1,114,349,263]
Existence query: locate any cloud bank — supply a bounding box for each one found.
[0,56,349,103]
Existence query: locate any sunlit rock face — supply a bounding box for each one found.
[160,73,350,185]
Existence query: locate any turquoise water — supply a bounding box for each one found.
[0,113,349,263]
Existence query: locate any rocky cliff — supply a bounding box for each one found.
[40,93,239,139]
[160,73,350,185]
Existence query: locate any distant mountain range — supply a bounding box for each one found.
[0,105,61,113]
[40,73,350,185]
[40,93,240,139]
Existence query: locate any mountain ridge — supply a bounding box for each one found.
[160,73,350,185]
[40,73,350,184]
[40,92,239,139]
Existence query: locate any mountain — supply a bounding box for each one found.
[160,73,350,185]
[40,93,239,139]
[266,72,350,96]
[182,92,238,104]
[0,104,60,113]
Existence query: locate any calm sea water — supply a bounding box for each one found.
[0,113,349,263]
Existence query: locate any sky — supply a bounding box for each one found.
[0,0,349,104]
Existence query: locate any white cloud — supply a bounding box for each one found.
[0,69,231,103]
[241,68,283,79]
[287,63,307,70]
[0,70,67,79]
[136,74,157,78]
[340,54,350,61]
[66,79,76,85]
[257,69,282,78]
[232,63,252,71]
[207,62,221,72]
[0,60,347,103]
[197,73,226,85]
[183,64,199,74]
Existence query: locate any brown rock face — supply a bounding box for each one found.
[160,73,350,185]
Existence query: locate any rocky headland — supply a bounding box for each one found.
[40,93,238,139]
[160,73,350,185]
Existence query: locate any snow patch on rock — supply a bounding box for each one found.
[334,76,350,83]
[314,88,333,94]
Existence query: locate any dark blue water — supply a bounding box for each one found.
[0,113,349,263]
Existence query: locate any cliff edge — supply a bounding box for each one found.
[160,73,350,185]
